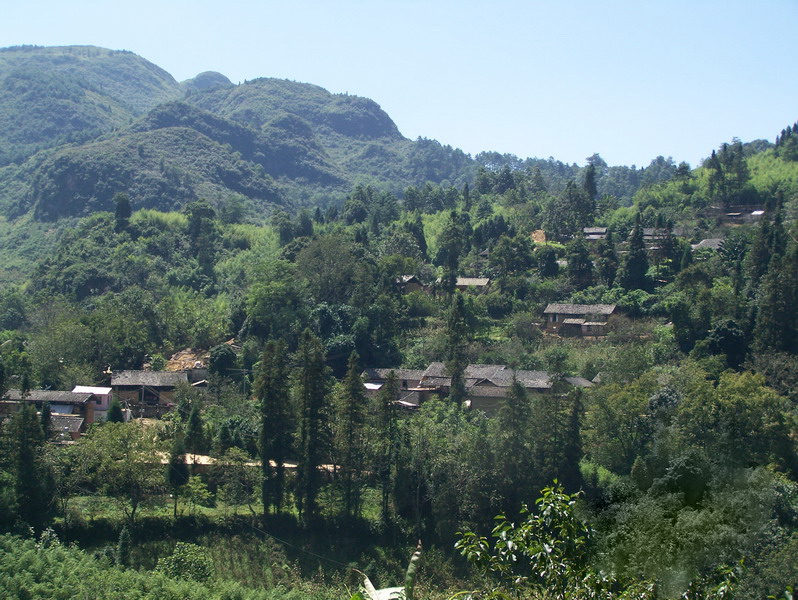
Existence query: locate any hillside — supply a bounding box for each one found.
[0,45,182,165]
[0,46,480,219]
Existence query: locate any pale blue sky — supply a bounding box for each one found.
[2,0,796,168]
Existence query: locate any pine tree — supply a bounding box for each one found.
[494,377,535,515]
[619,217,649,291]
[595,232,619,286]
[116,526,132,568]
[583,163,598,206]
[294,330,330,522]
[107,397,125,423]
[166,436,189,518]
[753,247,798,354]
[373,370,398,524]
[185,404,206,457]
[11,404,50,528]
[565,238,594,289]
[334,351,367,519]
[113,192,131,233]
[255,340,292,515]
[445,293,468,405]
[436,211,464,294]
[40,402,52,440]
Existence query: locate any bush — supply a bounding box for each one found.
[156,542,213,582]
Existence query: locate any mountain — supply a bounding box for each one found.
[0,45,475,220]
[0,45,182,165]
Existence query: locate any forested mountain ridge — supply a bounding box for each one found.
[0,45,478,219]
[0,44,713,225]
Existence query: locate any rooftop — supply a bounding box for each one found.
[544,303,617,315]
[3,389,95,404]
[111,370,188,387]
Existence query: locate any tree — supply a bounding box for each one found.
[455,483,595,599]
[107,397,125,423]
[536,246,560,278]
[184,404,207,457]
[753,249,798,354]
[255,340,292,515]
[184,200,218,277]
[156,542,212,582]
[215,447,261,517]
[9,404,51,529]
[619,217,650,291]
[113,192,131,233]
[78,422,163,524]
[565,237,594,289]
[436,211,464,294]
[40,402,52,439]
[596,231,619,286]
[208,343,237,380]
[116,526,131,568]
[245,259,307,340]
[372,370,398,524]
[489,233,534,292]
[333,351,368,519]
[166,436,189,518]
[492,377,536,515]
[294,330,331,522]
[444,293,468,405]
[544,180,593,240]
[583,163,598,205]
[705,141,750,208]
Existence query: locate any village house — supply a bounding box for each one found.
[691,238,723,251]
[361,368,426,408]
[72,385,112,419]
[111,370,188,418]
[543,303,618,338]
[363,362,592,414]
[0,388,100,437]
[454,277,491,292]
[397,275,425,294]
[583,226,608,241]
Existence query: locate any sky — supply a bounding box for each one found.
[2,0,796,168]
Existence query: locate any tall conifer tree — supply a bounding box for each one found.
[445,293,468,405]
[334,351,367,519]
[255,340,292,515]
[294,330,330,522]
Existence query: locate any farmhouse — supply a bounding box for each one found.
[363,362,592,414]
[0,388,100,436]
[543,303,618,338]
[111,370,188,417]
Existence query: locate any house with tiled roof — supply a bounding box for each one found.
[0,389,100,434]
[363,362,592,414]
[543,303,617,338]
[111,370,188,417]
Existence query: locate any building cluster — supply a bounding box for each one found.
[363,361,593,414]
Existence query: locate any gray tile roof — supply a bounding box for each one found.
[111,370,188,387]
[50,414,85,433]
[362,368,425,382]
[3,389,94,404]
[544,303,617,315]
[421,363,552,390]
[456,277,490,287]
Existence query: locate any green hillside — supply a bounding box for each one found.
[0,45,182,165]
